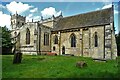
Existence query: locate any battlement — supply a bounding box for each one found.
[11,12,26,30]
[11,14,26,20]
[10,11,63,29]
[40,17,53,23]
[39,14,63,23]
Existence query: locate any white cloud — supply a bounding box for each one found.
[96,8,100,10]
[26,13,40,22]
[41,7,61,19]
[6,1,33,14]
[33,16,40,21]
[101,4,118,14]
[30,8,38,13]
[0,11,11,29]
[103,0,112,2]
[28,14,33,18]
[26,14,33,22]
[96,4,112,11]
[0,4,5,9]
[101,0,112,5]
[114,10,118,14]
[102,4,112,9]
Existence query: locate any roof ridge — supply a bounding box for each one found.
[52,7,112,31]
[62,7,112,19]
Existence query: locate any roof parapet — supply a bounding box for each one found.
[39,13,63,23]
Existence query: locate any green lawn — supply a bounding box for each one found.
[2,55,120,78]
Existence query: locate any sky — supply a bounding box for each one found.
[0,1,120,34]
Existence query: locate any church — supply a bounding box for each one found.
[11,7,117,60]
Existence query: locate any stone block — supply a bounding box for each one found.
[76,61,87,68]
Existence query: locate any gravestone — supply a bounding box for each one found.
[13,50,22,64]
[76,61,87,68]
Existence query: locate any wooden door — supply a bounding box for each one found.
[62,46,65,54]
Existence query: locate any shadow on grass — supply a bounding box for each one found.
[66,71,119,78]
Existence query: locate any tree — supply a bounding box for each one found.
[116,31,120,56]
[1,26,13,54]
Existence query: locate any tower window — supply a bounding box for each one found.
[26,28,30,44]
[54,35,58,44]
[17,22,19,25]
[94,32,98,47]
[44,33,49,46]
[22,23,24,25]
[70,33,76,47]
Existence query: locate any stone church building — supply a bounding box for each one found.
[11,7,117,59]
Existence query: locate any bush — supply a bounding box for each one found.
[1,26,13,55]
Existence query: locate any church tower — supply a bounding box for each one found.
[11,12,26,52]
[11,12,26,30]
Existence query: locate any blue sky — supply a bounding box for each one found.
[0,1,119,34]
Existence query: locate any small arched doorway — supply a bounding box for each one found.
[62,46,65,54]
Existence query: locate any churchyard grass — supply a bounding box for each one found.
[2,55,119,78]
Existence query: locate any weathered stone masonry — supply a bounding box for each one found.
[11,7,117,59]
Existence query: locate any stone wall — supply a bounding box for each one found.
[104,23,118,60]
[60,31,81,56]
[51,25,105,59]
[42,20,54,28]
[19,22,38,55]
[40,25,51,54]
[10,13,117,59]
[11,14,25,30]
[90,26,104,59]
[51,33,60,55]
[110,23,117,59]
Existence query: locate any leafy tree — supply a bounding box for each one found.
[116,31,120,56]
[1,26,13,54]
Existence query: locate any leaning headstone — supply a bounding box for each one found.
[76,61,87,68]
[13,50,22,64]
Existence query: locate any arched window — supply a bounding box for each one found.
[54,35,58,44]
[22,23,24,25]
[94,32,98,47]
[44,33,49,46]
[26,28,30,44]
[70,33,76,47]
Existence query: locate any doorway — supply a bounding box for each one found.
[62,46,65,54]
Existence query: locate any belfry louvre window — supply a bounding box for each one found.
[54,35,58,44]
[44,33,49,46]
[26,28,30,44]
[94,32,98,47]
[70,33,76,47]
